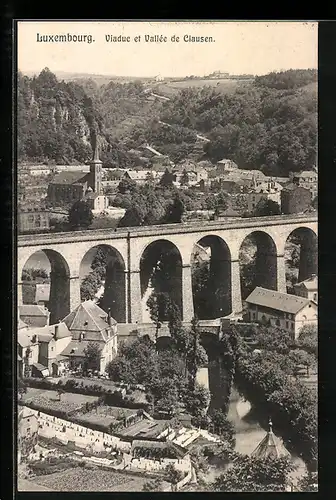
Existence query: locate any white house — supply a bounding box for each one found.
[61,301,118,374]
[245,287,317,339]
[247,180,283,213]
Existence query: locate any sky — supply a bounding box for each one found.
[17,21,318,78]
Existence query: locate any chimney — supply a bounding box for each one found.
[54,324,58,338]
[107,308,112,327]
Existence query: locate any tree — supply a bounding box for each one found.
[118,177,137,194]
[21,268,49,282]
[252,198,281,216]
[147,292,171,346]
[288,349,315,376]
[180,169,189,186]
[164,464,184,492]
[80,272,102,301]
[209,409,235,443]
[298,471,318,492]
[212,455,295,492]
[164,194,185,223]
[57,388,65,401]
[142,478,163,492]
[296,325,317,358]
[83,342,101,372]
[68,200,93,230]
[118,205,144,227]
[160,169,175,188]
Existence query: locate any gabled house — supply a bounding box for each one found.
[19,304,50,328]
[245,287,317,339]
[60,301,118,374]
[294,274,318,302]
[34,322,72,376]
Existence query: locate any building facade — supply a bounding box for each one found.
[247,180,282,213]
[294,274,318,302]
[18,210,50,233]
[19,304,50,328]
[281,183,312,214]
[245,286,317,339]
[289,170,318,199]
[61,301,118,374]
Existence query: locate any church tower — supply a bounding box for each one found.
[89,134,103,194]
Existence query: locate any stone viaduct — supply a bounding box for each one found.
[17,215,317,325]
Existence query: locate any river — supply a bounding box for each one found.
[198,364,307,486]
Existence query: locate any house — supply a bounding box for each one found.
[289,170,317,199]
[18,407,39,463]
[216,159,238,175]
[213,206,241,220]
[251,419,290,459]
[19,304,50,328]
[28,165,51,176]
[245,287,317,339]
[18,329,39,378]
[47,170,90,205]
[131,439,189,460]
[281,183,312,214]
[294,274,318,302]
[18,208,50,233]
[34,322,73,376]
[247,180,282,213]
[47,139,103,206]
[60,301,118,374]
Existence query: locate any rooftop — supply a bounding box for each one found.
[50,171,88,185]
[19,304,50,317]
[61,339,103,358]
[295,274,318,291]
[282,182,310,192]
[245,287,313,314]
[62,300,116,338]
[251,420,290,460]
[294,170,318,179]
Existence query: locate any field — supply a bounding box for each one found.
[25,467,151,491]
[21,388,99,414]
[155,78,251,97]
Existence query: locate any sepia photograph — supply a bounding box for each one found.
[16,20,317,493]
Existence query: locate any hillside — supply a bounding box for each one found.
[18,68,317,176]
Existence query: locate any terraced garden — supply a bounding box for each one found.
[21,388,99,414]
[29,467,150,491]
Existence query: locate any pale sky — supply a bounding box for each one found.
[17,21,318,78]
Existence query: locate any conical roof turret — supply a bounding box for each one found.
[251,419,290,460]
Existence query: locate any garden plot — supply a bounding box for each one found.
[31,467,150,491]
[21,388,99,414]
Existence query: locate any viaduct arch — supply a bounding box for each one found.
[18,216,317,324]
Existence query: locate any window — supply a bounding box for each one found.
[276,319,280,326]
[313,293,317,301]
[286,321,289,329]
[28,215,34,223]
[291,323,295,330]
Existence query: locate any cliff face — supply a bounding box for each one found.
[18,68,98,163]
